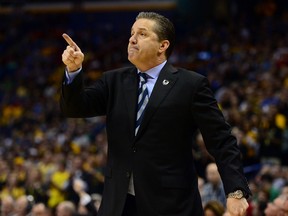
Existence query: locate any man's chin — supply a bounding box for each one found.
[128,56,137,65]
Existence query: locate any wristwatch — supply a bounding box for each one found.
[227,190,245,199]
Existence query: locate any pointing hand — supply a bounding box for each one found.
[62,33,84,72]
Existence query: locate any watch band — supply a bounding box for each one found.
[227,190,245,199]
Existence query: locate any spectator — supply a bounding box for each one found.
[264,194,288,215]
[25,165,48,204]
[0,195,14,216]
[47,159,70,209]
[66,155,97,205]
[55,201,76,216]
[203,200,225,216]
[13,195,34,216]
[73,178,98,215]
[201,163,226,207]
[0,172,25,200]
[31,203,51,216]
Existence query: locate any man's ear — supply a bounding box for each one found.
[159,40,170,54]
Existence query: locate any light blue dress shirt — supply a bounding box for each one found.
[137,60,166,97]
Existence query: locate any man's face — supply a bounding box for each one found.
[128,18,161,70]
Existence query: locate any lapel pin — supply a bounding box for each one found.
[162,79,169,85]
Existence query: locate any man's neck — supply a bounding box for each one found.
[137,60,167,72]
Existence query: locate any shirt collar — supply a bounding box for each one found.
[137,60,167,79]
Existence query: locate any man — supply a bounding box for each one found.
[14,195,33,216]
[0,195,14,216]
[61,12,251,216]
[73,178,98,215]
[31,203,50,216]
[56,201,76,216]
[201,163,226,207]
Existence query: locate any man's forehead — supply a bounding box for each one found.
[131,19,155,31]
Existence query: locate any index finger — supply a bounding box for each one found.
[62,33,79,49]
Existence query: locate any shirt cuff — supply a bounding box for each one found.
[64,67,82,84]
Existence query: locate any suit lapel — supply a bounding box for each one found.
[122,68,138,138]
[135,63,178,139]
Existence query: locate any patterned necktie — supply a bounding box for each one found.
[135,73,149,135]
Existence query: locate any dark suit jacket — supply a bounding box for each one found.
[61,62,251,216]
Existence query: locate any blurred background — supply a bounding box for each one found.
[1,0,288,215]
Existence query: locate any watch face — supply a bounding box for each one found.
[228,190,244,199]
[235,190,243,198]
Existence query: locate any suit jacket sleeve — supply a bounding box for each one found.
[191,76,251,197]
[60,71,108,118]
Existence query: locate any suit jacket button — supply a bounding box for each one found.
[132,147,137,152]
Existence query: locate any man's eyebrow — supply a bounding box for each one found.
[138,27,148,31]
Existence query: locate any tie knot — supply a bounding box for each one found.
[139,72,148,83]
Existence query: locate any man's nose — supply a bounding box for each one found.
[129,36,137,44]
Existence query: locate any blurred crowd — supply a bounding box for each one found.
[1,0,288,215]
